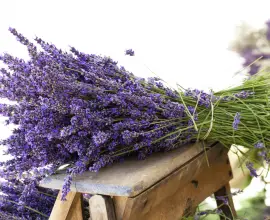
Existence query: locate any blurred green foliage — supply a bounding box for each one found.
[184,190,268,220]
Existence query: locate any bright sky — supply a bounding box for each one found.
[0,0,270,136]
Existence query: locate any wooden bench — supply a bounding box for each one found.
[40,142,236,220]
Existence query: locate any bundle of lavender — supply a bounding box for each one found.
[0,28,270,218]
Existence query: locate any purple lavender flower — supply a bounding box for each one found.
[194,209,222,219]
[232,112,241,130]
[89,155,113,172]
[254,141,264,149]
[258,150,267,158]
[258,150,270,164]
[266,20,270,28]
[215,196,228,205]
[249,64,260,75]
[238,46,262,75]
[184,89,212,107]
[246,162,258,177]
[197,211,208,216]
[61,175,72,201]
[121,130,139,145]
[125,49,134,56]
[234,91,255,99]
[92,131,110,146]
[194,210,212,218]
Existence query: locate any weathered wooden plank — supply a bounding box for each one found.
[49,191,83,220]
[89,195,116,220]
[41,142,211,197]
[121,143,232,220]
[113,197,128,220]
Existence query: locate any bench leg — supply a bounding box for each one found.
[214,183,237,220]
[89,195,116,220]
[49,191,83,220]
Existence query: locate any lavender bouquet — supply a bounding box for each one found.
[1,28,270,219]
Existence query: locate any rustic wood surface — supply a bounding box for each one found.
[118,143,233,220]
[49,191,83,220]
[41,142,209,197]
[89,195,116,220]
[46,142,236,220]
[113,197,128,220]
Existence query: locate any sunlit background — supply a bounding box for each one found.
[1,0,270,218]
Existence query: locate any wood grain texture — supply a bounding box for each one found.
[113,197,128,220]
[120,143,233,220]
[49,191,83,220]
[89,195,116,220]
[41,142,209,197]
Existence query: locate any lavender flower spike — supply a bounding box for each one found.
[232,112,241,130]
[215,196,228,205]
[258,150,270,164]
[61,175,72,201]
[125,49,135,56]
[246,162,258,177]
[254,141,264,149]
